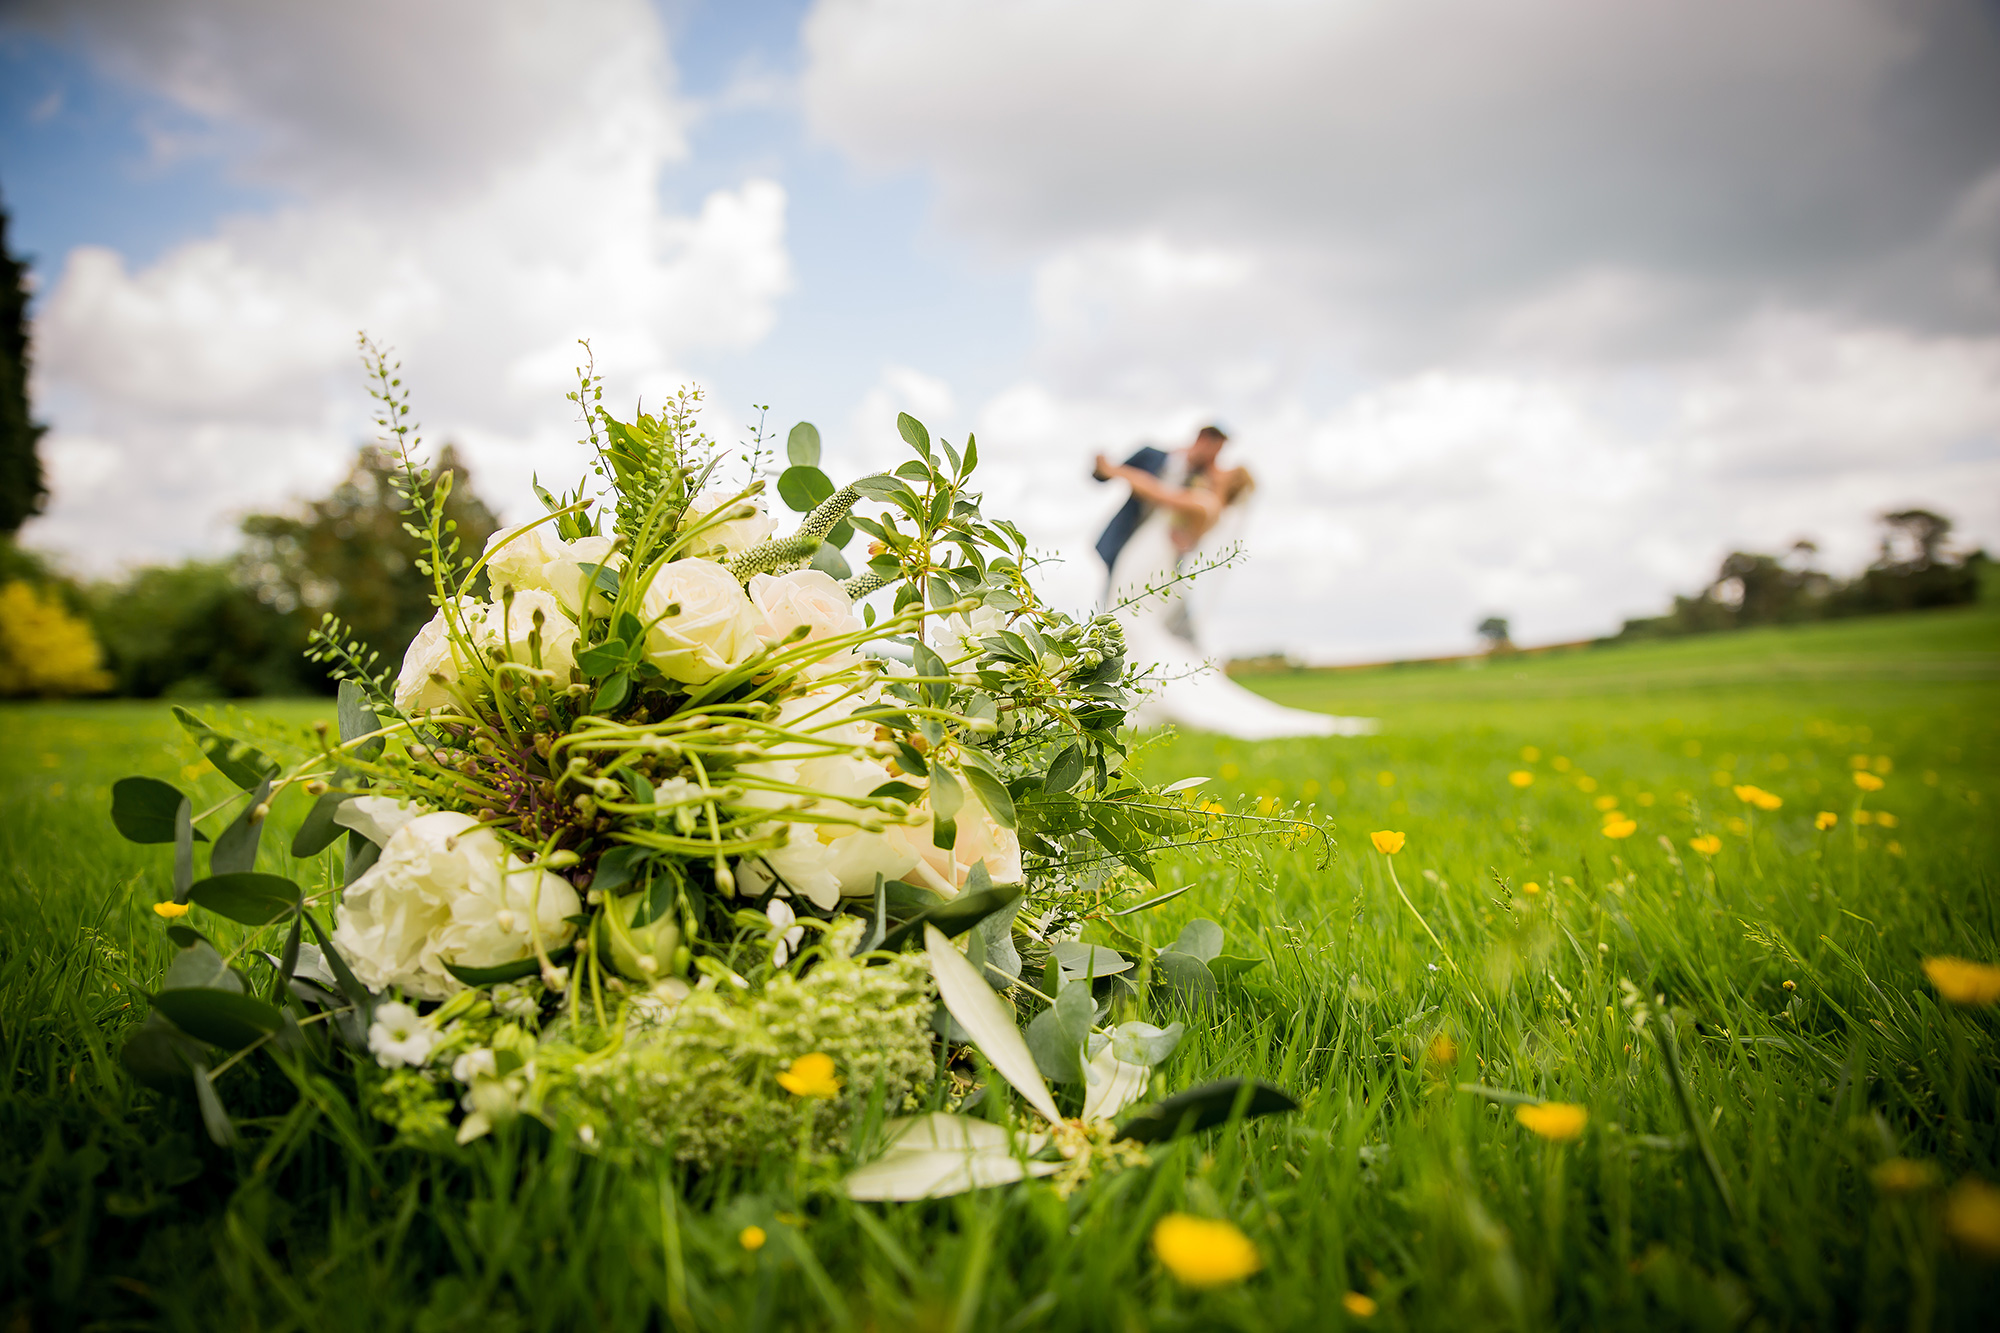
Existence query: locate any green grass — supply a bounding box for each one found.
[4,606,1998,1330]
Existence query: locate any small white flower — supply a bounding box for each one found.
[451,1047,498,1083]
[933,604,1010,659]
[489,982,541,1020]
[766,897,807,967]
[367,1001,437,1068]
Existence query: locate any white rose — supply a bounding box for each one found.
[393,607,478,715]
[331,811,581,1000]
[684,490,775,560]
[638,558,763,684]
[367,1001,437,1068]
[540,535,619,618]
[738,819,923,910]
[906,777,1022,896]
[750,570,863,649]
[481,524,566,599]
[476,588,580,685]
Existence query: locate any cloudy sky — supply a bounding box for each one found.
[3,0,1997,662]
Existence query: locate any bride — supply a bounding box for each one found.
[1094,449,1376,740]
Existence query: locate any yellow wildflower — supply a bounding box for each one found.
[153,901,190,919]
[1219,763,1240,780]
[1733,784,1782,811]
[1875,812,1898,829]
[1342,1291,1379,1318]
[1689,835,1722,856]
[1922,957,2000,1006]
[1725,817,1748,836]
[1594,795,1619,812]
[1947,1179,2000,1257]
[1370,830,1405,855]
[1520,746,1541,762]
[1871,1159,1939,1194]
[1872,755,1893,774]
[1888,841,1904,857]
[1522,881,1541,895]
[776,1052,842,1098]
[1853,809,1874,825]
[1152,1213,1261,1288]
[1854,771,1885,792]
[1508,770,1534,788]
[1576,776,1599,793]
[1552,756,1572,772]
[1426,1032,1459,1067]
[1601,818,1638,840]
[739,1226,767,1251]
[1516,1102,1589,1141]
[1815,811,1838,830]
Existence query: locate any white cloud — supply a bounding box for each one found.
[20,0,792,569]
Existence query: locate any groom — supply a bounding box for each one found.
[1093,423,1228,578]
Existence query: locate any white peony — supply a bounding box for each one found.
[683,489,775,560]
[367,1001,437,1068]
[638,557,763,684]
[750,570,863,649]
[393,606,478,714]
[476,588,580,684]
[331,811,582,1000]
[333,794,426,848]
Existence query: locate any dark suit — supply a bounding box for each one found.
[1094,446,1170,572]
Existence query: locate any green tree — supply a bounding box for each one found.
[239,443,500,688]
[0,197,49,535]
[87,560,296,698]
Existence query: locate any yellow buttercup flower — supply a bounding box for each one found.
[1815,811,1838,830]
[153,901,190,919]
[1874,812,1898,829]
[1922,957,2000,1006]
[1689,835,1722,855]
[1854,771,1885,792]
[1522,881,1541,895]
[738,1226,767,1251]
[1508,770,1534,788]
[1426,1032,1459,1067]
[1516,1102,1589,1141]
[1945,1179,2000,1257]
[1601,818,1638,840]
[1342,1291,1379,1318]
[1152,1213,1261,1288]
[1370,830,1405,855]
[1594,795,1619,812]
[1733,784,1782,811]
[776,1052,842,1098]
[1871,1158,1939,1194]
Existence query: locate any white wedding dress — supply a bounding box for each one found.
[1107,504,1376,739]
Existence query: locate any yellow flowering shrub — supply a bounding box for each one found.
[0,580,112,697]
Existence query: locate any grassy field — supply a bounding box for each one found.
[4,605,1998,1330]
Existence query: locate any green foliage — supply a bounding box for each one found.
[0,202,47,535]
[1617,509,1988,641]
[86,558,298,698]
[241,442,500,687]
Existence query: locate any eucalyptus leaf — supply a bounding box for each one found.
[1116,1078,1301,1144]
[809,542,852,579]
[1154,950,1217,998]
[787,420,822,468]
[1169,918,1226,963]
[336,680,384,760]
[1053,942,1132,982]
[970,898,1022,990]
[850,474,907,502]
[1110,1020,1184,1068]
[291,789,359,858]
[776,465,835,513]
[190,1062,238,1147]
[208,779,272,876]
[110,777,208,844]
[121,1012,208,1091]
[345,827,382,886]
[162,938,239,993]
[152,988,286,1050]
[442,953,554,986]
[1207,954,1266,982]
[881,885,1021,953]
[171,706,279,790]
[1025,979,1094,1085]
[187,872,301,926]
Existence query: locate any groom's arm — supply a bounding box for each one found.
[1095,445,1168,481]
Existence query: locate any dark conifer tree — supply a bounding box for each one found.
[0,197,48,536]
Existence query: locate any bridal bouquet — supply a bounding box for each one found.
[107,341,1304,1196]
